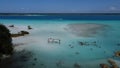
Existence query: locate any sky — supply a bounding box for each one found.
[0,0,120,13]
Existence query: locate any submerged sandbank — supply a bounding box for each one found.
[65,23,110,37]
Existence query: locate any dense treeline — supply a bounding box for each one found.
[0,24,13,59]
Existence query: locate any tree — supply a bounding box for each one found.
[0,24,13,58]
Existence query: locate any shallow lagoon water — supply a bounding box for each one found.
[0,16,120,68]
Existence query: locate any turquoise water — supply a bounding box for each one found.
[0,16,120,68]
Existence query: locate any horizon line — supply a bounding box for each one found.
[0,13,120,15]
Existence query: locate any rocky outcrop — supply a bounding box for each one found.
[20,31,29,34]
[115,51,120,57]
[100,59,119,68]
[8,25,14,27]
[74,63,81,68]
[11,31,29,37]
[100,64,110,68]
[28,25,32,30]
[108,59,119,68]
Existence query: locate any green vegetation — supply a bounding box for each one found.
[0,24,13,59]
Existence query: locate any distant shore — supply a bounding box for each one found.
[0,13,120,16]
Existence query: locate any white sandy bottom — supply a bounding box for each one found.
[6,23,119,68]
